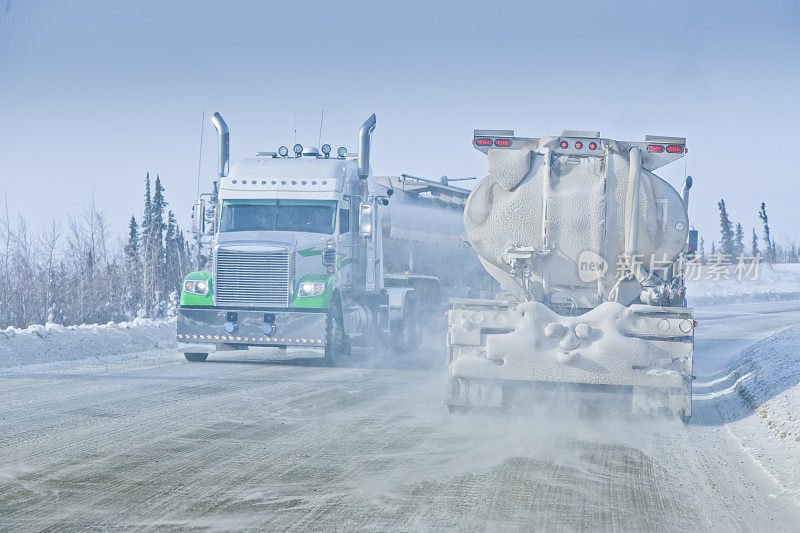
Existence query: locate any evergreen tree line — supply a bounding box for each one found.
[695,200,798,264]
[0,174,195,329]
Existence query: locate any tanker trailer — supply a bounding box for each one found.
[374,174,493,348]
[445,130,695,420]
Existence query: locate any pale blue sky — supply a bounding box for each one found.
[1,0,799,247]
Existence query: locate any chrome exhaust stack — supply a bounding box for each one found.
[625,146,642,259]
[358,114,376,179]
[681,175,693,211]
[211,112,230,178]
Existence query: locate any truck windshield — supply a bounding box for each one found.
[220,199,336,234]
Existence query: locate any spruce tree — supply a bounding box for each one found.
[758,202,775,263]
[717,199,735,256]
[751,227,759,256]
[164,210,182,295]
[143,173,152,231]
[150,175,167,298]
[734,223,744,258]
[124,216,139,263]
[123,216,141,317]
[140,174,152,315]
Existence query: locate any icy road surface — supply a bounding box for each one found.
[2,301,800,530]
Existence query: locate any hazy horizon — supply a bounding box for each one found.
[1,0,798,249]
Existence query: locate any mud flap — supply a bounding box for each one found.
[631,386,691,419]
[445,375,503,408]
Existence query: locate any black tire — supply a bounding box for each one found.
[184,352,208,362]
[392,292,423,353]
[324,301,347,366]
[402,293,424,350]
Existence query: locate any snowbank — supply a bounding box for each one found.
[0,318,176,371]
[696,324,800,496]
[694,323,800,475]
[731,325,800,447]
[688,263,800,305]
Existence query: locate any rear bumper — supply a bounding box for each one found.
[177,306,327,348]
[445,300,693,413]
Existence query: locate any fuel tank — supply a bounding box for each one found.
[464,134,688,306]
[374,177,488,293]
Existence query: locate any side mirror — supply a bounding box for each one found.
[192,199,206,235]
[359,202,373,238]
[386,188,394,197]
[686,229,698,259]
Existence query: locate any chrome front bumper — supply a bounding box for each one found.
[177,307,328,347]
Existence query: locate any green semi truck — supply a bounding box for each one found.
[177,112,486,364]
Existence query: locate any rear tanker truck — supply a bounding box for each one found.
[177,113,486,364]
[446,129,695,420]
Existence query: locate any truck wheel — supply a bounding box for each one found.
[392,292,423,353]
[324,302,346,366]
[403,293,424,350]
[184,353,208,362]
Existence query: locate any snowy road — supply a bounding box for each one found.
[2,301,800,530]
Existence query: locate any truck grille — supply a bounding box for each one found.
[214,249,292,307]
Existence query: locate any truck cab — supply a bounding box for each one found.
[178,114,385,364]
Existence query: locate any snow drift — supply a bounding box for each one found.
[695,322,800,448]
[730,325,800,447]
[0,318,175,371]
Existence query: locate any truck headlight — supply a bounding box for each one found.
[184,279,209,296]
[298,281,325,298]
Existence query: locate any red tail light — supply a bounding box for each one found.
[560,140,569,149]
[494,139,512,147]
[666,145,684,153]
[588,142,597,150]
[475,138,493,146]
[574,141,583,149]
[647,144,664,152]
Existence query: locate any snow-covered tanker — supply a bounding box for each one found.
[446,130,695,420]
[177,113,487,364]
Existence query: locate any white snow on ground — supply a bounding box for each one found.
[687,264,800,488]
[706,324,800,496]
[1,299,799,527]
[688,262,800,305]
[733,326,800,446]
[1,282,798,504]
[0,318,175,373]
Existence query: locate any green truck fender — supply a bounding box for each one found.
[180,271,213,306]
[291,274,336,309]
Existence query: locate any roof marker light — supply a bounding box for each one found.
[588,142,597,150]
[647,144,665,152]
[494,139,512,147]
[293,144,303,156]
[321,144,331,157]
[575,141,583,149]
[666,145,684,153]
[278,145,289,157]
[475,138,493,146]
[560,140,569,149]
[337,146,347,158]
